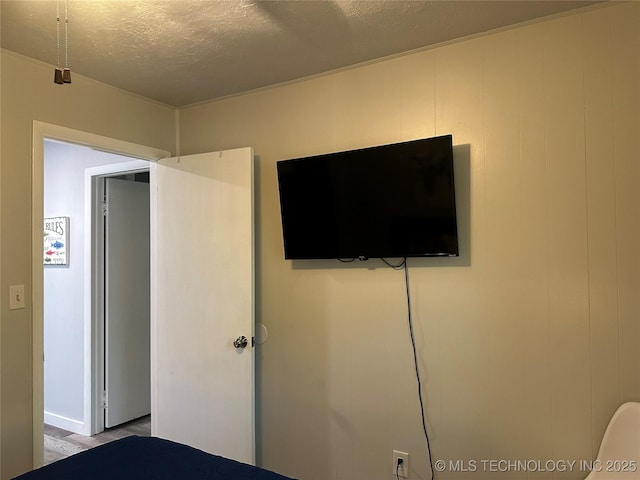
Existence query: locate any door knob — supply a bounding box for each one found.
[233,336,248,349]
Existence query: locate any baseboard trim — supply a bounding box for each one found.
[44,411,85,434]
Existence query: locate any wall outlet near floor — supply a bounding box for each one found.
[392,450,409,478]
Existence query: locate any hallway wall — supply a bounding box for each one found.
[43,140,133,433]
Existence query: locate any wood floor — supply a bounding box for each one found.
[43,415,151,465]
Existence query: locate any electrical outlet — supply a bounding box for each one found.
[392,450,409,478]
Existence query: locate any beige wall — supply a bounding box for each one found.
[1,3,639,480]
[180,4,639,480]
[0,50,175,478]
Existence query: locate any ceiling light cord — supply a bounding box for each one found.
[65,0,69,70]
[54,0,71,84]
[56,1,60,69]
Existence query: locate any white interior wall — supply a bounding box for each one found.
[43,140,138,433]
[178,4,640,480]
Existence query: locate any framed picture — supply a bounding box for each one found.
[44,216,69,265]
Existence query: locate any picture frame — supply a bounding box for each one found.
[44,216,70,265]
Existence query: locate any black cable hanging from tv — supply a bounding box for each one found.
[402,259,435,480]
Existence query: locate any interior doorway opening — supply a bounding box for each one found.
[33,122,170,467]
[43,139,152,439]
[34,122,257,470]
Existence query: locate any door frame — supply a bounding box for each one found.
[32,121,170,466]
[85,162,150,435]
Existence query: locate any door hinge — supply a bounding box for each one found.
[101,203,108,216]
[102,390,107,409]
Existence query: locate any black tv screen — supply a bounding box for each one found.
[276,134,458,260]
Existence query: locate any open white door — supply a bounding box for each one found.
[104,177,151,428]
[151,148,255,464]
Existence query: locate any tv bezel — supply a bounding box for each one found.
[276,134,459,260]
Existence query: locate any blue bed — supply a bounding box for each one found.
[14,436,294,480]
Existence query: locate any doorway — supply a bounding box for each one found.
[33,123,170,465]
[43,140,152,437]
[100,173,151,429]
[33,122,257,469]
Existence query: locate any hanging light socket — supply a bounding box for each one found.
[63,68,72,83]
[54,68,64,84]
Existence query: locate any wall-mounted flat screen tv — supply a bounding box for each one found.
[276,134,458,260]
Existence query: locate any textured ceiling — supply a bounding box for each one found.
[1,0,601,107]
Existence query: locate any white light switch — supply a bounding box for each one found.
[9,285,25,310]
